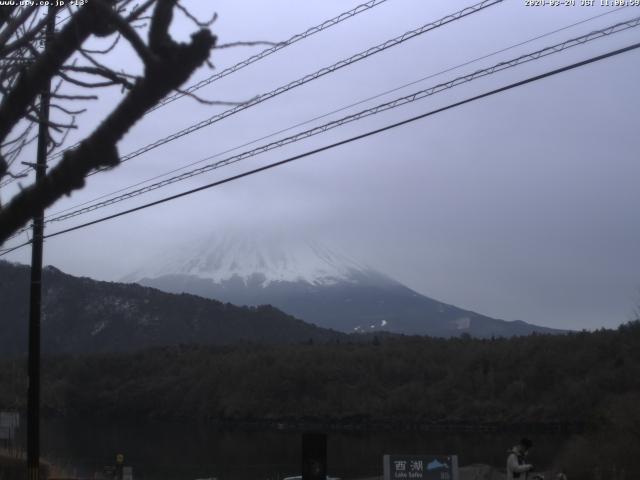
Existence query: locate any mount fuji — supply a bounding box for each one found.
[126,229,563,338]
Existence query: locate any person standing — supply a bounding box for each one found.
[506,438,534,480]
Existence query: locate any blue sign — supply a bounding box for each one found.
[383,455,458,480]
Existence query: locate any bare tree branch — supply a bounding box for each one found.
[0,4,98,144]
[47,115,77,154]
[1,7,57,56]
[125,0,156,22]
[81,33,121,54]
[0,0,216,243]
[56,68,129,89]
[0,6,38,50]
[0,6,18,29]
[49,103,87,116]
[24,113,76,132]
[93,0,158,66]
[1,123,33,148]
[176,2,217,28]
[2,169,29,181]
[78,48,138,79]
[175,87,256,107]
[148,0,173,51]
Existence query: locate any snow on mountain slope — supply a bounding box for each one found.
[127,229,378,287]
[125,229,566,338]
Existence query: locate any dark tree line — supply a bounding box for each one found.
[1,321,639,428]
[2,321,639,476]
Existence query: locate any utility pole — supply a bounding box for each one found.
[27,8,55,480]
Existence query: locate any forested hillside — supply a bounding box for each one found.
[2,322,639,476]
[0,261,346,354]
[1,322,638,427]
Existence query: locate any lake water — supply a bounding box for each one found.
[33,420,571,480]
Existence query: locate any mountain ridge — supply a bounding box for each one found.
[127,231,566,337]
[0,260,347,355]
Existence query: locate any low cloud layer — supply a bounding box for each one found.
[3,1,639,330]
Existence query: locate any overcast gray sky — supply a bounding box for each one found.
[2,0,639,331]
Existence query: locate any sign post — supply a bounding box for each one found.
[116,453,124,480]
[383,455,459,480]
[122,466,133,480]
[302,432,327,480]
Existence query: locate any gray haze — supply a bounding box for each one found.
[2,0,639,330]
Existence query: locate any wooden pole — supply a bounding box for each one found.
[27,7,55,480]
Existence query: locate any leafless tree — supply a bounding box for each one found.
[0,0,218,245]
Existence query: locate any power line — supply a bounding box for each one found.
[40,6,630,222]
[0,242,30,257]
[3,0,503,190]
[80,0,505,177]
[3,39,638,256]
[37,15,640,227]
[0,0,392,187]
[6,13,639,245]
[151,0,392,112]
[49,0,392,162]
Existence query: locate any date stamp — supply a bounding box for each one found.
[525,0,640,6]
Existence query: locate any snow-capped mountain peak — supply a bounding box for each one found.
[128,229,374,287]
[123,229,563,338]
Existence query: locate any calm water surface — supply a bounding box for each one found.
[35,419,571,480]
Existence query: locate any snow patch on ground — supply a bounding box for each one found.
[90,320,108,336]
[453,317,471,330]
